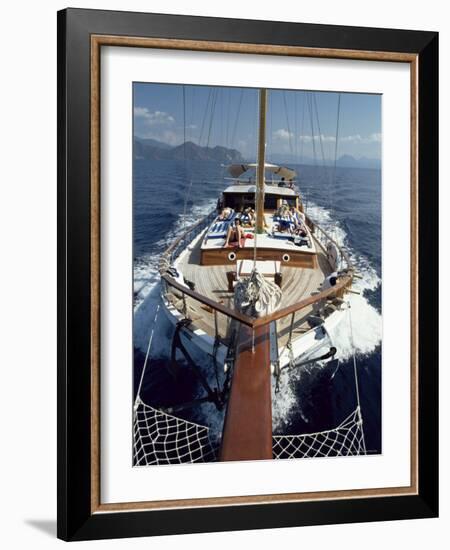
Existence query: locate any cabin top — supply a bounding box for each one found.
[221,183,300,211]
[227,162,296,181]
[223,184,298,197]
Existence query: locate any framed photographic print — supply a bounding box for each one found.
[57,8,438,541]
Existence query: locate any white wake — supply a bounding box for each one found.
[271,202,382,430]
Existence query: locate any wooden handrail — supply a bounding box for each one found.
[163,271,352,330]
[159,210,215,263]
[161,273,254,327]
[306,214,352,269]
[252,274,353,327]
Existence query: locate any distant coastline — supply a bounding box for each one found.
[134,136,381,170]
[134,137,244,163]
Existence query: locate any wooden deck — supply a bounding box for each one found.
[170,233,332,348]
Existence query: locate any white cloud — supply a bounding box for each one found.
[298,134,336,143]
[273,128,294,140]
[294,133,381,145]
[134,107,175,126]
[341,133,381,144]
[341,134,362,143]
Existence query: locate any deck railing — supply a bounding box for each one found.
[159,212,353,332]
[306,214,352,270]
[159,209,216,271]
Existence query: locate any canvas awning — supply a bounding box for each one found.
[228,163,297,180]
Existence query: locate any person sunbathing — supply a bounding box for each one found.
[218,207,233,221]
[274,205,295,230]
[276,203,290,217]
[293,226,308,238]
[224,218,244,247]
[240,207,255,227]
[288,207,307,232]
[290,206,305,223]
[275,218,293,234]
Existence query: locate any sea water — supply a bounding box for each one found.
[133,159,382,455]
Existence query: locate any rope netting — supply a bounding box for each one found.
[273,406,366,459]
[133,401,365,465]
[133,397,217,466]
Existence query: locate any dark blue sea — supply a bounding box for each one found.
[133,159,382,457]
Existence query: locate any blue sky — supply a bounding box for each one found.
[133,83,381,161]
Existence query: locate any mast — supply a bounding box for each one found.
[255,88,267,234]
[220,88,274,462]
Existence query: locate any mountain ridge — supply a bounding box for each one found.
[134,138,244,163]
[134,137,381,169]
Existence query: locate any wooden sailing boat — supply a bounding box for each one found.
[158,88,354,461]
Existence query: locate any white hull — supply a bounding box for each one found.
[161,290,345,369]
[161,294,228,364]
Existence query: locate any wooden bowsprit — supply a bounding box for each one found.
[219,324,273,461]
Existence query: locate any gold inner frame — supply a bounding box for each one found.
[90,35,419,514]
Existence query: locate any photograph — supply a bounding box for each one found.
[52,5,438,542]
[132,82,382,465]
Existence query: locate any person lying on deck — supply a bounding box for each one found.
[277,218,293,233]
[290,206,305,223]
[275,202,292,218]
[224,218,244,247]
[274,203,294,232]
[290,207,308,237]
[218,207,234,221]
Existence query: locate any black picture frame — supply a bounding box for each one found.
[57,7,438,541]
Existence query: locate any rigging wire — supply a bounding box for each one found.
[307,93,318,169]
[219,88,224,149]
[218,90,229,199]
[307,92,326,217]
[206,88,218,149]
[331,93,342,237]
[312,93,329,171]
[231,89,244,148]
[299,92,306,164]
[198,88,213,146]
[312,92,333,215]
[187,85,196,140]
[269,90,273,161]
[294,92,298,162]
[182,85,186,156]
[182,84,193,231]
[135,303,161,407]
[282,91,294,156]
[225,88,231,148]
[299,93,309,208]
[347,302,367,454]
